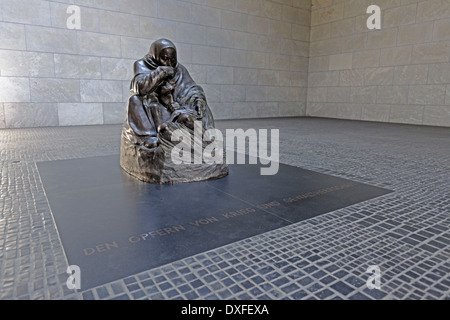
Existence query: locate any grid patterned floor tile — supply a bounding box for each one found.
[0,118,449,300]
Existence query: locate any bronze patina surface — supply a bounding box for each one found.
[120,39,228,184]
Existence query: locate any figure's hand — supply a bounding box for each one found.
[140,67,175,96]
[157,66,175,79]
[194,100,206,119]
[168,102,181,113]
[143,136,158,149]
[170,108,186,120]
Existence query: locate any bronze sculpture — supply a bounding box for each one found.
[120,39,229,184]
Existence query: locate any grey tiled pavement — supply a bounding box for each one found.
[0,117,449,300]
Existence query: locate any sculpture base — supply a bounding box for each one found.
[120,127,229,184]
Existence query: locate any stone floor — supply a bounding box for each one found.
[0,117,449,300]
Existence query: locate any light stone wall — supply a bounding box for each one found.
[307,0,450,127]
[0,0,311,128]
[3,0,448,128]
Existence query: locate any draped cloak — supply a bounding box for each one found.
[120,39,228,184]
[123,40,215,145]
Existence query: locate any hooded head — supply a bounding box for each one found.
[149,39,178,68]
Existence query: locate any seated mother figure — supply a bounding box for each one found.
[124,39,215,149]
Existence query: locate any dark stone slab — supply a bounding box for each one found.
[37,155,392,290]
